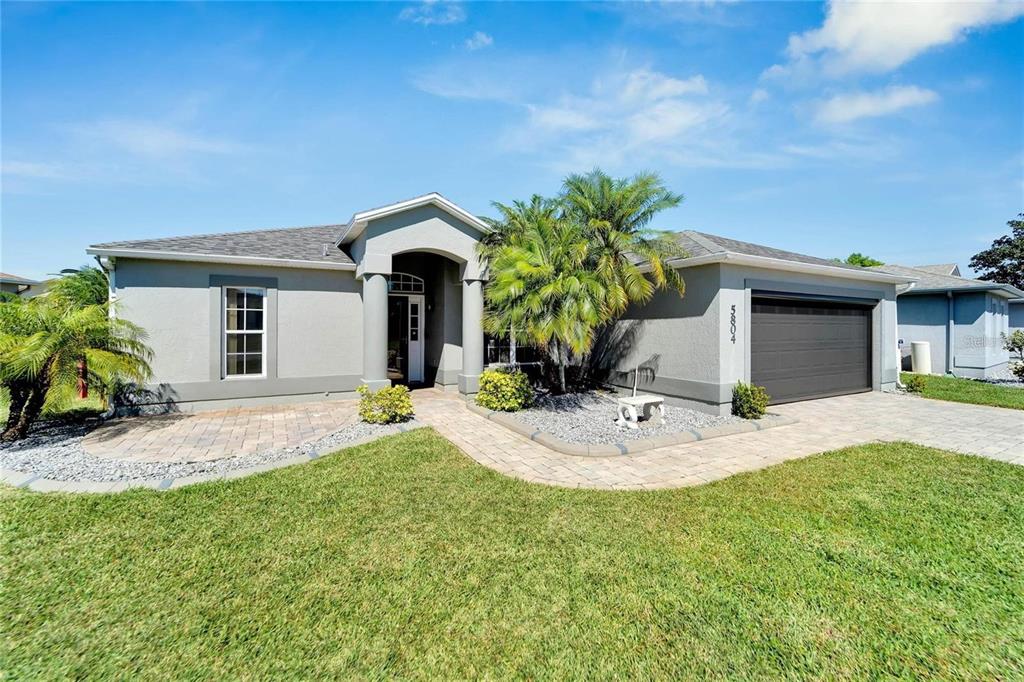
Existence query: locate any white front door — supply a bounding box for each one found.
[407,295,424,382]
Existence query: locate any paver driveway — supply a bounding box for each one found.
[413,390,1024,490]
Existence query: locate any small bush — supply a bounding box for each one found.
[1004,331,1024,381]
[732,381,769,419]
[476,369,534,412]
[904,374,926,393]
[357,384,414,424]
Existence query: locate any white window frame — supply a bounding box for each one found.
[222,286,267,379]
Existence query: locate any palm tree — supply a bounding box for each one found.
[0,296,152,441]
[562,169,687,315]
[483,196,607,393]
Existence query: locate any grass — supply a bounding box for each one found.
[902,371,1024,411]
[3,431,1023,679]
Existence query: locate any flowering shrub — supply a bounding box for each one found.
[475,369,534,412]
[357,384,414,424]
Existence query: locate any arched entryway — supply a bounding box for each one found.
[338,193,488,394]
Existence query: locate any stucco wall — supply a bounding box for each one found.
[896,294,949,374]
[598,264,721,407]
[356,205,484,280]
[114,258,362,410]
[951,292,1010,377]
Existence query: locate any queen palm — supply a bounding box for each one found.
[483,196,607,393]
[562,169,687,316]
[0,296,152,441]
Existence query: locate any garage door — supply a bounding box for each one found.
[751,297,872,404]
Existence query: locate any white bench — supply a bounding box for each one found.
[615,395,665,429]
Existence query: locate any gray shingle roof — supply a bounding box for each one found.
[669,230,862,270]
[0,272,40,285]
[868,263,1024,297]
[90,225,354,266]
[913,263,960,277]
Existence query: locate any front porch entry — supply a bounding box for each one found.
[343,193,489,395]
[387,276,425,384]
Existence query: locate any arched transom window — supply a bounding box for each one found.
[388,272,424,294]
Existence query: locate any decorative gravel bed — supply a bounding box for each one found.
[0,418,403,482]
[514,391,744,445]
[980,366,1024,389]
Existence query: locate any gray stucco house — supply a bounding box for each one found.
[868,263,1024,378]
[86,193,912,415]
[0,272,40,297]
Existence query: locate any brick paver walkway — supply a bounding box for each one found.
[83,401,358,463]
[412,390,1024,490]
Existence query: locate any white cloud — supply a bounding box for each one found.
[399,0,466,26]
[70,119,242,158]
[620,70,708,101]
[465,31,493,51]
[814,85,938,124]
[773,0,1024,76]
[749,88,770,104]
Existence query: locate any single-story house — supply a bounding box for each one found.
[0,272,40,297]
[867,263,1024,378]
[86,193,913,415]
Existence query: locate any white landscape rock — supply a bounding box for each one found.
[0,418,403,483]
[514,391,743,445]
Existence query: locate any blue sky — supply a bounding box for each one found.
[2,1,1022,280]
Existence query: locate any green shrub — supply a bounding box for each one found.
[475,368,534,412]
[904,374,926,393]
[1004,331,1024,380]
[357,384,414,424]
[732,381,769,419]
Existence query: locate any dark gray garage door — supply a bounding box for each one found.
[751,297,872,404]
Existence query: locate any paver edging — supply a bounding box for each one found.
[1,420,427,494]
[464,401,797,457]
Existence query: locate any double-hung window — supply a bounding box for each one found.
[224,287,265,377]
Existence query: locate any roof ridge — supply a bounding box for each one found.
[91,222,346,248]
[682,230,724,254]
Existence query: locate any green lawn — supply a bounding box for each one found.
[903,372,1024,410]
[3,431,1023,679]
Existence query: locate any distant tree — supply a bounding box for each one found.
[970,214,1023,289]
[48,266,109,307]
[837,252,884,267]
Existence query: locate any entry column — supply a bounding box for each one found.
[361,273,390,391]
[459,278,485,394]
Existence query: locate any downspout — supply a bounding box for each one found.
[895,282,917,389]
[946,291,954,375]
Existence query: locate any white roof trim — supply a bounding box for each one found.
[906,284,1024,299]
[645,252,917,284]
[336,192,490,245]
[85,247,357,272]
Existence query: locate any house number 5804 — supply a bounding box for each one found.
[730,305,737,343]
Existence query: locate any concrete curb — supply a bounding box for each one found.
[1,420,427,495]
[464,401,797,457]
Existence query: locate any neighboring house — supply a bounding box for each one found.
[868,264,1024,378]
[0,272,40,297]
[86,193,912,415]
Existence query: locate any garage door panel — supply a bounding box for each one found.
[751,298,872,404]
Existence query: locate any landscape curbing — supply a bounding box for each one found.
[464,401,798,457]
[1,420,427,494]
